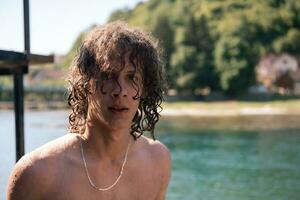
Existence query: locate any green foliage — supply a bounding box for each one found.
[108,8,131,22]
[171,45,193,86]
[61,0,300,96]
[60,31,87,69]
[171,14,218,92]
[0,76,13,89]
[273,28,300,55]
[152,13,175,87]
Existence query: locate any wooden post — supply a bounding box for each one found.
[14,69,25,162]
[24,0,30,54]
[14,0,30,162]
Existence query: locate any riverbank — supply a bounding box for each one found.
[1,100,300,116]
[162,100,300,116]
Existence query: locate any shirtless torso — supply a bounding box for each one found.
[7,22,171,200]
[7,134,171,200]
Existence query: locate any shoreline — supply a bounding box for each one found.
[1,101,300,116]
[161,107,288,116]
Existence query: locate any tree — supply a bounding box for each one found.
[152,14,175,87]
[108,8,131,22]
[61,0,300,96]
[214,17,258,95]
[273,28,300,56]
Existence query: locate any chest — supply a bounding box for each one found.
[47,161,160,200]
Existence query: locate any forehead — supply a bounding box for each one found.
[124,62,135,71]
[107,55,143,75]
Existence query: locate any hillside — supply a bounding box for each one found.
[58,0,300,95]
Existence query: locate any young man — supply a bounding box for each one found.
[7,21,171,200]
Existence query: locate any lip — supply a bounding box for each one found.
[108,106,129,115]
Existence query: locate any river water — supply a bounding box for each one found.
[1,110,300,200]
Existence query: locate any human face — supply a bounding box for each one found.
[88,60,142,131]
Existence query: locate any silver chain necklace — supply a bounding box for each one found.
[79,137,131,191]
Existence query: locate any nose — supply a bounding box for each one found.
[111,79,128,98]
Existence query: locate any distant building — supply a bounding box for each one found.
[27,68,65,83]
[25,54,66,87]
[256,53,300,94]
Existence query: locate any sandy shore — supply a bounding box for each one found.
[161,106,288,116]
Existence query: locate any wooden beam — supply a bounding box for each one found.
[0,50,27,66]
[0,66,28,75]
[0,50,54,72]
[28,54,54,65]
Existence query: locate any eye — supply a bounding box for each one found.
[128,74,136,81]
[101,72,118,81]
[100,72,109,80]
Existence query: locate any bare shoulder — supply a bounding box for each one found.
[139,135,171,164]
[137,136,171,200]
[6,133,79,200]
[136,136,171,177]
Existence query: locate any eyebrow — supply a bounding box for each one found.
[126,70,142,79]
[126,70,142,77]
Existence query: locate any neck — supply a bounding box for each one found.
[81,118,132,161]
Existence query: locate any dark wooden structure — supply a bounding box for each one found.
[0,0,53,162]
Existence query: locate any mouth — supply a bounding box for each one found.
[108,106,129,113]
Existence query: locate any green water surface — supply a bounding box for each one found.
[156,117,300,200]
[1,111,300,200]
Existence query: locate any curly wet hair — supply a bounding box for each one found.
[67,21,167,140]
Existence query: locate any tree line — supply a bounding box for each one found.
[64,0,300,96]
